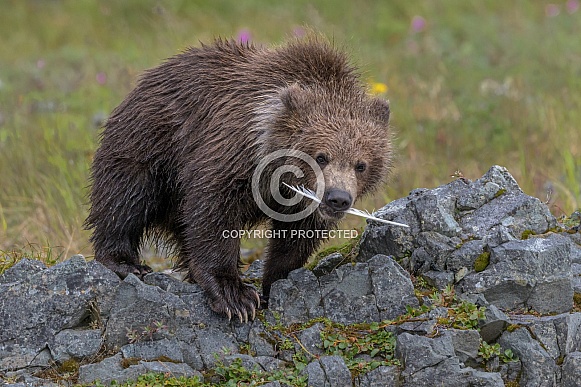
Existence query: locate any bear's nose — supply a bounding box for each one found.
[324,189,353,212]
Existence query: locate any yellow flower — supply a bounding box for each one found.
[370,82,388,95]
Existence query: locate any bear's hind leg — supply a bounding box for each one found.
[87,164,155,279]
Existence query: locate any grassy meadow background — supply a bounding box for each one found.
[0,0,579,266]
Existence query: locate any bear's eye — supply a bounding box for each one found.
[355,162,367,172]
[315,154,328,166]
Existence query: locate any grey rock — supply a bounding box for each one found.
[195,327,239,368]
[497,360,522,385]
[138,360,200,378]
[312,252,346,277]
[270,254,418,325]
[422,270,454,290]
[222,354,285,374]
[416,231,457,271]
[144,272,204,295]
[409,187,461,237]
[479,303,510,343]
[223,354,261,371]
[0,258,47,285]
[444,329,481,364]
[254,356,286,372]
[447,239,487,273]
[79,353,200,385]
[460,191,554,240]
[269,268,323,325]
[121,338,184,362]
[456,180,503,211]
[396,332,503,386]
[104,274,192,349]
[241,259,264,281]
[368,255,419,320]
[552,312,581,355]
[460,233,572,314]
[357,365,400,387]
[294,322,325,359]
[179,340,205,371]
[459,368,504,387]
[358,165,568,315]
[561,352,581,387]
[248,319,277,357]
[357,196,419,262]
[86,259,125,319]
[520,315,561,359]
[320,262,380,324]
[77,353,138,385]
[396,332,459,377]
[2,370,60,387]
[50,328,102,363]
[498,327,557,387]
[0,256,120,371]
[304,356,351,387]
[396,318,436,336]
[571,263,581,292]
[564,232,581,264]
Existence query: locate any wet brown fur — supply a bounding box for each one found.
[85,37,392,321]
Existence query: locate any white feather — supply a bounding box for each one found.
[283,183,410,228]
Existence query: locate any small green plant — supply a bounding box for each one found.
[478,340,518,363]
[105,372,204,386]
[320,320,399,376]
[500,348,518,363]
[213,357,308,387]
[279,337,295,351]
[478,340,501,360]
[402,285,485,330]
[125,321,168,344]
[448,300,486,329]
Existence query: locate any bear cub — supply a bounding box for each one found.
[86,37,392,322]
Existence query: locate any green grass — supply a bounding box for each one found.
[0,0,580,263]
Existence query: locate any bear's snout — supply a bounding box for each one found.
[324,189,353,212]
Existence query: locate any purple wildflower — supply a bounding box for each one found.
[96,72,107,85]
[237,28,251,44]
[411,16,426,33]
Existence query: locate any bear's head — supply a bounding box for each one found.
[256,82,392,222]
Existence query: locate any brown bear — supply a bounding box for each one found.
[86,36,392,322]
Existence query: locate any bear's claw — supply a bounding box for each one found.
[209,279,261,323]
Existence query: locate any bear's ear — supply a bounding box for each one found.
[369,98,390,125]
[279,83,305,113]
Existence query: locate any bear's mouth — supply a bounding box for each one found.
[316,204,347,220]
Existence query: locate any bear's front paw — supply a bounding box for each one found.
[208,278,261,323]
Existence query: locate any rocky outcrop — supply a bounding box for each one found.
[1,165,580,386]
[359,165,578,315]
